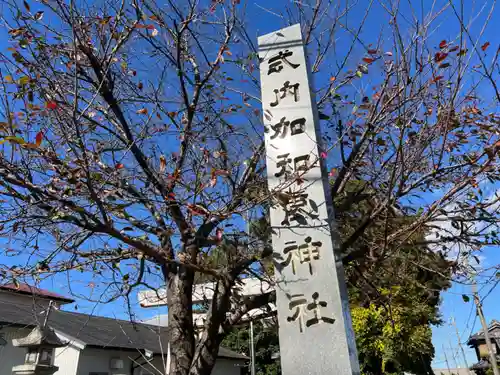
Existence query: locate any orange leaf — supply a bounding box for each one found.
[136,108,148,115]
[433,75,444,82]
[135,24,146,29]
[481,42,490,51]
[209,176,217,187]
[362,57,375,64]
[146,24,155,30]
[35,131,43,146]
[439,40,447,49]
[159,155,166,173]
[225,50,233,56]
[329,76,336,82]
[115,163,124,169]
[213,169,229,177]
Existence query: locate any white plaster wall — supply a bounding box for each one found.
[54,344,81,375]
[0,326,82,375]
[77,349,244,375]
[76,347,141,375]
[139,356,244,375]
[0,326,31,375]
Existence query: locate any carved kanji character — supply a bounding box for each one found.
[287,293,335,333]
[282,236,321,275]
[267,50,300,75]
[274,153,293,179]
[267,117,306,139]
[270,81,300,107]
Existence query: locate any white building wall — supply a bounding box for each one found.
[0,327,30,375]
[77,348,244,375]
[76,347,139,375]
[54,344,81,375]
[0,326,82,375]
[141,356,244,375]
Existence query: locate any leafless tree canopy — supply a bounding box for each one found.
[0,0,498,374]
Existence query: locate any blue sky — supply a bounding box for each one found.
[1,0,499,370]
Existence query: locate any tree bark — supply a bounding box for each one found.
[166,264,196,375]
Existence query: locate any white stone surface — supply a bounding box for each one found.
[258,23,360,375]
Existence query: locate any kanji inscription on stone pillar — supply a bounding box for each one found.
[258,24,361,375]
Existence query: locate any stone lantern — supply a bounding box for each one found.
[11,324,66,375]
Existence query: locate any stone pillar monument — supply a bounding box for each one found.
[258,23,361,375]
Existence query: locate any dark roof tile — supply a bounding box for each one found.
[0,300,247,360]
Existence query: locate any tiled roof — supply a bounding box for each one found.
[0,283,74,304]
[0,299,247,360]
[467,320,500,344]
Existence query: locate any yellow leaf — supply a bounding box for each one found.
[4,75,12,83]
[18,76,30,85]
[2,136,26,145]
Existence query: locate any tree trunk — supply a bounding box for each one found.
[189,280,234,375]
[167,264,195,375]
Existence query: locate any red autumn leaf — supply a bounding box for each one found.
[134,24,146,29]
[433,75,444,82]
[215,228,223,241]
[439,62,450,69]
[115,163,124,169]
[213,169,230,177]
[146,24,155,30]
[362,57,375,64]
[45,101,57,110]
[320,151,327,159]
[481,42,490,51]
[367,49,377,55]
[187,204,209,217]
[439,40,447,49]
[167,192,175,201]
[35,131,43,146]
[434,52,448,63]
